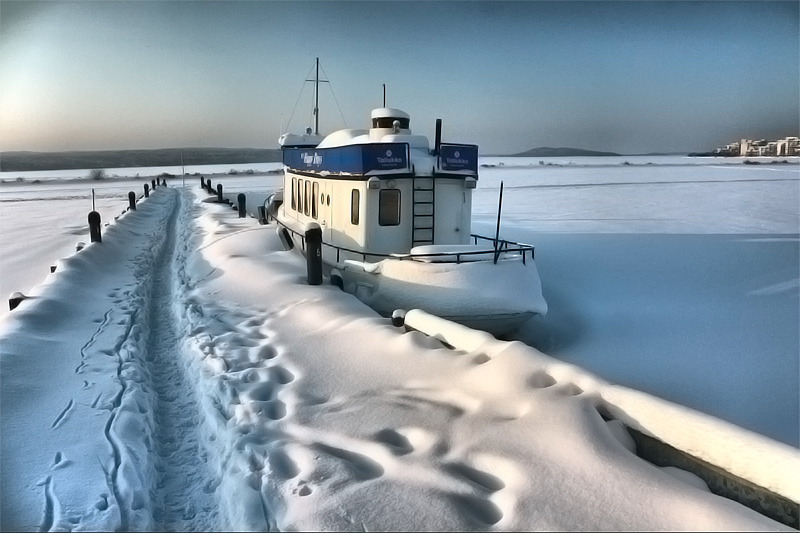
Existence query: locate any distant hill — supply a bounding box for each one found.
[508,147,621,157]
[0,148,283,172]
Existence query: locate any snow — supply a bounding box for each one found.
[1,156,798,530]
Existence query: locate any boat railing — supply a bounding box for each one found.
[273,218,534,265]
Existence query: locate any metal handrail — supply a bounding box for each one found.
[271,217,534,265]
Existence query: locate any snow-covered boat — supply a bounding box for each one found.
[267,64,547,335]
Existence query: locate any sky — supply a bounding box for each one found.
[0,0,798,155]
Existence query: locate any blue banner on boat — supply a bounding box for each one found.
[439,143,478,173]
[283,143,409,175]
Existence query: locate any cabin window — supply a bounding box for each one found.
[379,189,401,226]
[312,182,319,219]
[351,189,360,225]
[372,117,410,129]
[297,179,303,214]
[304,181,310,216]
[291,178,297,210]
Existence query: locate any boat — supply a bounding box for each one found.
[267,60,547,335]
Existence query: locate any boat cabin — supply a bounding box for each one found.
[278,108,479,262]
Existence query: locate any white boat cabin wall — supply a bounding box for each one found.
[278,107,480,261]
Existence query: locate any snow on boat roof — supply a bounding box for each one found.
[316,129,369,148]
[371,107,410,120]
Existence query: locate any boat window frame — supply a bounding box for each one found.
[378,189,401,226]
[351,189,360,225]
[291,177,297,211]
[312,181,319,219]
[372,117,410,129]
[296,179,303,214]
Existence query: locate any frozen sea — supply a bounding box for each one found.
[2,154,798,448]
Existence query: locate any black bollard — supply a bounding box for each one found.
[237,193,246,217]
[305,224,323,285]
[206,180,212,193]
[8,291,27,311]
[161,178,167,187]
[128,191,137,210]
[216,183,223,202]
[391,309,407,327]
[200,176,205,189]
[88,211,102,243]
[144,183,150,198]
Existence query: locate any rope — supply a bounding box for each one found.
[283,63,317,135]
[319,63,348,129]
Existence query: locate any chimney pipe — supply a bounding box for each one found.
[434,118,442,156]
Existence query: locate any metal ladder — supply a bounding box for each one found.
[411,176,435,247]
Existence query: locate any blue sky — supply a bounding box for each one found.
[1,1,798,154]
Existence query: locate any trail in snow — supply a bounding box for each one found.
[142,191,221,530]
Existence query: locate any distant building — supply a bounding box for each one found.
[723,136,800,157]
[776,137,799,156]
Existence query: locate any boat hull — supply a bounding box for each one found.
[270,205,547,336]
[337,255,547,336]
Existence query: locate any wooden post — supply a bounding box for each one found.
[8,291,26,311]
[305,224,323,285]
[237,193,246,217]
[88,211,102,243]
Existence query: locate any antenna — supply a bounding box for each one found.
[297,58,332,134]
[493,181,504,264]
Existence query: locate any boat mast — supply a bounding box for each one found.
[314,57,320,135]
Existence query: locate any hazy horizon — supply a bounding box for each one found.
[1,1,798,155]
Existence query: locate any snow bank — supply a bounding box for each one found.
[403,308,800,504]
[170,191,796,530]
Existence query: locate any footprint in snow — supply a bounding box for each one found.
[444,462,505,492]
[268,365,294,384]
[449,493,504,526]
[374,428,414,456]
[312,443,384,481]
[471,352,491,365]
[559,383,583,396]
[527,370,557,389]
[248,381,277,402]
[255,344,278,360]
[265,399,287,420]
[51,451,72,470]
[268,448,300,479]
